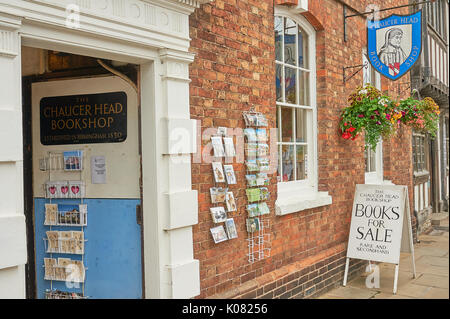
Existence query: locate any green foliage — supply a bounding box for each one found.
[339,85,440,151]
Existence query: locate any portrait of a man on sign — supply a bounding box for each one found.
[367,11,422,81]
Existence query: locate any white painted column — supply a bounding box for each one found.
[141,49,199,299]
[0,13,27,298]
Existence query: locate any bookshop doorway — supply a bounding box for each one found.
[22,48,144,299]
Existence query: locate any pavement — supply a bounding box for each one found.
[318,214,449,299]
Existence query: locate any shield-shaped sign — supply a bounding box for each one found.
[367,11,422,81]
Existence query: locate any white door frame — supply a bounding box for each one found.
[0,0,208,299]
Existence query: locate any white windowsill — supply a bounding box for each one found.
[275,191,332,216]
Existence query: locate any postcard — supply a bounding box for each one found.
[256,173,270,186]
[246,174,257,187]
[46,231,59,252]
[72,231,85,254]
[225,191,237,212]
[260,187,270,201]
[257,144,269,157]
[217,127,227,136]
[246,188,261,203]
[246,217,260,233]
[44,258,56,280]
[57,181,70,199]
[223,137,236,157]
[244,128,257,142]
[211,136,225,157]
[243,113,258,126]
[223,164,236,184]
[210,206,227,223]
[69,181,85,198]
[225,218,238,239]
[256,114,268,127]
[257,158,270,171]
[245,143,258,157]
[210,225,228,244]
[44,204,58,225]
[45,182,59,199]
[258,202,270,215]
[210,187,228,204]
[246,159,259,172]
[60,231,72,253]
[246,203,259,217]
[63,150,83,171]
[212,162,226,183]
[256,129,268,142]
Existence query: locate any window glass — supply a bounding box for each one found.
[275,15,313,183]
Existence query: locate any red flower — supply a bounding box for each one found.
[348,127,356,132]
[342,132,351,139]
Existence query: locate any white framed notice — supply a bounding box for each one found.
[343,184,416,294]
[91,155,106,184]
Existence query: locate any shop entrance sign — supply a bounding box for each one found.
[343,184,416,294]
[367,11,422,81]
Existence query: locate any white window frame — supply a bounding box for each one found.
[275,7,331,216]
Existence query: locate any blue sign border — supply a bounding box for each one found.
[367,10,422,81]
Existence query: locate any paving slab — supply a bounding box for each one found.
[318,286,378,299]
[371,292,414,299]
[421,287,449,299]
[412,273,449,289]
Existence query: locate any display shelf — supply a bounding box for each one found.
[42,150,87,298]
[45,289,88,299]
[243,109,271,264]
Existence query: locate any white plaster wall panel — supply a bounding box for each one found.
[165,80,190,117]
[167,158,192,192]
[164,118,197,155]
[164,190,198,230]
[31,77,140,199]
[0,163,18,214]
[0,109,22,161]
[140,62,166,299]
[0,215,27,269]
[168,227,194,263]
[168,259,200,299]
[0,265,25,298]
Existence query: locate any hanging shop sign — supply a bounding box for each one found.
[40,91,127,145]
[367,10,422,81]
[343,184,416,294]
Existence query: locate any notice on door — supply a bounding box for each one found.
[91,156,106,184]
[40,91,127,145]
[346,184,410,264]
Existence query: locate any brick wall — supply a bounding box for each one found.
[189,0,414,299]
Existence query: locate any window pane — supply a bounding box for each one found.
[295,108,307,143]
[298,26,308,68]
[275,16,283,62]
[285,66,297,104]
[276,64,283,102]
[281,145,295,182]
[284,18,297,66]
[296,145,308,180]
[281,107,293,142]
[299,71,309,105]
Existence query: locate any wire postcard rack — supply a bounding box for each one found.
[41,150,88,299]
[243,109,271,263]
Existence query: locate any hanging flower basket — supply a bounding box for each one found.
[339,85,440,151]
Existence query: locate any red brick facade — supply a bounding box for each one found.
[189,0,414,299]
